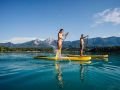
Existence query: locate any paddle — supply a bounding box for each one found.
[63,32,69,41]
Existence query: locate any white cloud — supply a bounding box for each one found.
[92,8,120,27]
[1,37,45,44]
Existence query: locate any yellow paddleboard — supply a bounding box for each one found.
[67,55,108,58]
[34,56,91,61]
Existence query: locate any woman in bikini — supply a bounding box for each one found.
[57,29,64,57]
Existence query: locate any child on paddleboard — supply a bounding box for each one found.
[80,34,88,56]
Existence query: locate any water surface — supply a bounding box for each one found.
[0,52,120,90]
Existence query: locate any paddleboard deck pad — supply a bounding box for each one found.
[67,55,108,59]
[34,56,91,61]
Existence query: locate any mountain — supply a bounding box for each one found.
[15,39,49,48]
[87,36,120,47]
[66,36,120,48]
[0,36,120,48]
[0,42,15,47]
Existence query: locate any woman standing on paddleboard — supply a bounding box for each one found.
[56,29,64,57]
[80,34,88,56]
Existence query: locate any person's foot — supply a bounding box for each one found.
[80,55,83,56]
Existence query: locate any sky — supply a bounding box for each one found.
[0,0,120,43]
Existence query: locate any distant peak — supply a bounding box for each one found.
[34,39,40,45]
[35,39,40,41]
[6,42,13,44]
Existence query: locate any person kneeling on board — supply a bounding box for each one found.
[80,34,88,56]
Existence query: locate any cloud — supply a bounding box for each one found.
[92,8,120,27]
[2,37,45,44]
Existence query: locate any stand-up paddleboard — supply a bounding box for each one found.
[34,56,91,61]
[67,55,108,59]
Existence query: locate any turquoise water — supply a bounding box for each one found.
[0,53,120,90]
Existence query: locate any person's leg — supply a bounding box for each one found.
[56,41,60,58]
[81,50,83,56]
[80,50,83,56]
[59,42,62,57]
[80,44,82,56]
[80,45,83,56]
[56,41,62,58]
[57,41,60,50]
[82,45,84,56]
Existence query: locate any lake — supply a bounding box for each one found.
[0,52,120,90]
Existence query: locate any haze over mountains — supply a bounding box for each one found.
[0,36,120,48]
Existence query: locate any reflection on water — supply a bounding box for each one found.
[80,64,85,82]
[54,59,108,89]
[54,61,91,88]
[55,62,64,88]
[1,53,120,90]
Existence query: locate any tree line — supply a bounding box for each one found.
[0,46,120,52]
[0,46,53,52]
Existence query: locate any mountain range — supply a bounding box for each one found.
[0,36,120,48]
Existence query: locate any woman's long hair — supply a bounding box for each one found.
[59,29,64,33]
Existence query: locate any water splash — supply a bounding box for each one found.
[46,37,58,58]
[46,37,67,59]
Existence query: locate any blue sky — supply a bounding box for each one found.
[0,0,120,43]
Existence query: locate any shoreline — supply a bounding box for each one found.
[0,46,120,53]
